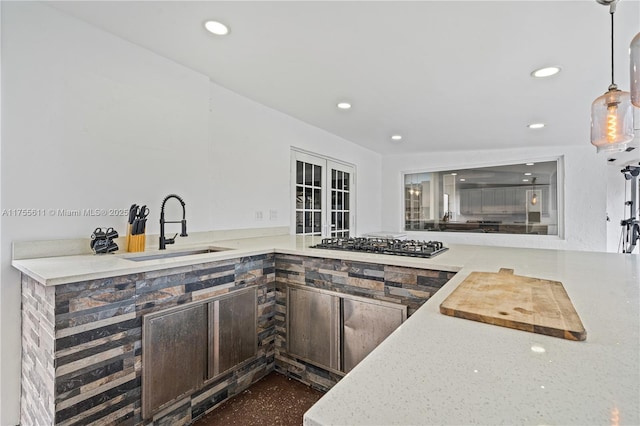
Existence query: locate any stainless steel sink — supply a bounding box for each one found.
[123,247,231,262]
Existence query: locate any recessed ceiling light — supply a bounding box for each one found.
[528,123,545,129]
[524,172,532,176]
[459,178,466,182]
[526,162,535,166]
[391,135,402,141]
[451,173,457,176]
[337,102,352,110]
[522,179,529,182]
[204,20,230,35]
[531,66,561,78]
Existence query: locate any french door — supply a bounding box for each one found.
[292,150,355,237]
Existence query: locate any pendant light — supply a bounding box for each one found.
[590,0,635,153]
[632,31,640,107]
[531,192,538,206]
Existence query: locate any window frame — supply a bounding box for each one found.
[400,156,564,238]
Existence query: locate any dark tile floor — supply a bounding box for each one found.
[192,373,324,426]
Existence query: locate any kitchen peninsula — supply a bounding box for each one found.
[13,234,640,426]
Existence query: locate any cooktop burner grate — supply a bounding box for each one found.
[311,237,448,258]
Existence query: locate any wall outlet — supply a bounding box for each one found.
[269,209,278,220]
[255,210,263,220]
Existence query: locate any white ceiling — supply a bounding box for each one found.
[48,0,640,156]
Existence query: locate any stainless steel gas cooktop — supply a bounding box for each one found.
[311,237,448,258]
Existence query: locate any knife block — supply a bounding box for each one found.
[127,224,146,252]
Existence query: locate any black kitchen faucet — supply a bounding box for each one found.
[159,194,188,250]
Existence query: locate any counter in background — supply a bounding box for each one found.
[409,220,550,235]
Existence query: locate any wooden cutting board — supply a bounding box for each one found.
[440,268,586,341]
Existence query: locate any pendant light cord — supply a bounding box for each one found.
[610,9,615,86]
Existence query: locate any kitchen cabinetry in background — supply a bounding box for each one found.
[513,188,526,213]
[458,186,550,216]
[541,186,550,215]
[142,288,257,418]
[481,187,504,213]
[286,285,407,373]
[460,189,482,214]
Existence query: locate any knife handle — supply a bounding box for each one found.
[126,224,132,252]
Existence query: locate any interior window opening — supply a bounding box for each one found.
[404,160,560,236]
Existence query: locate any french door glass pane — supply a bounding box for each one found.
[305,212,312,233]
[305,163,312,185]
[313,188,321,209]
[296,212,303,234]
[296,159,323,236]
[330,166,351,238]
[313,165,321,187]
[293,152,354,237]
[297,162,304,185]
[313,212,321,232]
[304,187,311,209]
[296,186,303,209]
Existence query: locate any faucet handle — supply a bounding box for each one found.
[165,233,178,245]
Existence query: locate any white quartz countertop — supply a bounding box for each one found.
[305,246,640,426]
[12,235,640,425]
[11,234,462,286]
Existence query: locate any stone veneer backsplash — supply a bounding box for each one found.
[21,252,455,425]
[21,254,275,426]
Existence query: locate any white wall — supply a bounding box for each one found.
[382,144,609,251]
[0,3,381,424]
[208,83,382,235]
[0,2,4,424]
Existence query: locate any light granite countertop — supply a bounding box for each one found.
[304,246,640,426]
[12,235,640,425]
[11,234,462,286]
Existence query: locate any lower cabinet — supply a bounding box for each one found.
[213,289,258,376]
[287,285,407,374]
[287,287,340,371]
[142,287,257,419]
[342,297,406,373]
[142,303,208,419]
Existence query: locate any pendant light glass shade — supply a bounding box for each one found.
[590,1,634,153]
[631,32,640,108]
[591,87,635,152]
